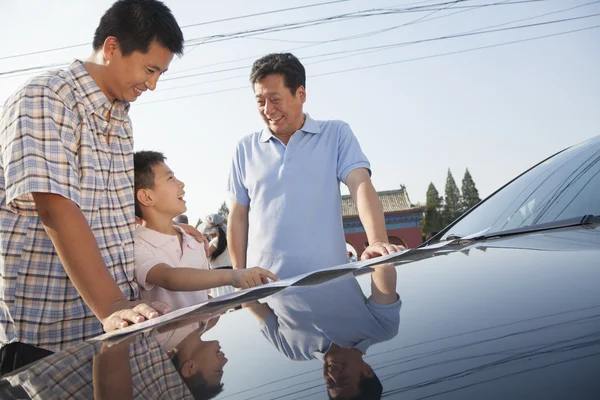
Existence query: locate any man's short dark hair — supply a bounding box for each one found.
[93,0,184,56]
[134,150,166,218]
[250,53,306,95]
[327,373,383,400]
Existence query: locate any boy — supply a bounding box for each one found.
[0,0,184,372]
[134,151,277,309]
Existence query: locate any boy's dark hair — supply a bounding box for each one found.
[327,373,383,400]
[134,150,166,219]
[250,53,306,95]
[171,353,225,400]
[93,0,184,56]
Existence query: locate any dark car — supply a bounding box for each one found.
[1,136,599,399]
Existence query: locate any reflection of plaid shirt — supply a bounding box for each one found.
[5,334,192,399]
[0,60,139,351]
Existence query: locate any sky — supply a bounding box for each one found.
[1,0,599,226]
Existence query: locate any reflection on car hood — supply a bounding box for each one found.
[1,224,599,399]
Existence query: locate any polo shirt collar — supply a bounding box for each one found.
[135,225,200,249]
[259,113,320,143]
[68,59,131,125]
[312,339,371,360]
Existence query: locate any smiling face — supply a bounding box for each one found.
[180,335,228,387]
[103,38,174,102]
[323,346,375,398]
[254,73,306,138]
[139,162,187,219]
[193,340,228,387]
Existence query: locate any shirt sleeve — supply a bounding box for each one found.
[134,241,163,291]
[336,122,371,184]
[260,312,309,360]
[365,294,402,342]
[1,85,81,215]
[227,142,250,207]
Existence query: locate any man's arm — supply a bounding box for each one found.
[243,301,275,323]
[33,193,166,330]
[93,338,134,400]
[370,264,398,305]
[228,201,249,269]
[346,168,401,259]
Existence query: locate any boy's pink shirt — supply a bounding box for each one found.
[134,224,209,310]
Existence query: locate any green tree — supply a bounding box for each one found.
[422,183,444,234]
[443,169,462,226]
[461,168,481,213]
[218,201,230,219]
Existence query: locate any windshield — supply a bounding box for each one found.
[440,136,600,241]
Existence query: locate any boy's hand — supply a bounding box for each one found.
[102,300,172,332]
[231,267,278,289]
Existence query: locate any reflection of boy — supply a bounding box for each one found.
[167,319,227,400]
[134,151,277,310]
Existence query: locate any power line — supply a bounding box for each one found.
[158,12,600,82]
[0,0,355,62]
[182,0,544,47]
[135,23,600,107]
[0,0,543,75]
[179,0,353,29]
[155,0,557,79]
[0,62,70,78]
[159,0,504,90]
[0,0,466,79]
[311,24,600,77]
[300,11,600,60]
[165,0,484,78]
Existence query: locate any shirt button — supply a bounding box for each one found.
[288,157,292,162]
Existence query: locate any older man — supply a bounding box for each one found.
[227,53,400,279]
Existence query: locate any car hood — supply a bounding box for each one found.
[2,224,599,399]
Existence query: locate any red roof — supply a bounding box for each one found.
[341,185,420,217]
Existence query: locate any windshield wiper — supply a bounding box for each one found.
[476,214,600,240]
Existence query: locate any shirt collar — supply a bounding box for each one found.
[68,60,131,124]
[135,225,199,249]
[259,113,320,143]
[313,340,371,360]
[179,225,200,249]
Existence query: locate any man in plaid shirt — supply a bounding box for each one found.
[0,0,186,373]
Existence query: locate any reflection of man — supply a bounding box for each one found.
[2,334,193,400]
[246,265,400,399]
[228,53,401,279]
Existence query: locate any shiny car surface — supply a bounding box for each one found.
[1,137,599,399]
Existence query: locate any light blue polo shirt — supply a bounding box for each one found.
[228,114,370,279]
[259,275,402,361]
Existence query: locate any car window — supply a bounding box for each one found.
[440,137,600,240]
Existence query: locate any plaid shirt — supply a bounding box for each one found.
[0,60,139,351]
[5,334,192,399]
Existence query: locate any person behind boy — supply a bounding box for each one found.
[201,214,236,298]
[0,0,184,372]
[133,151,278,310]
